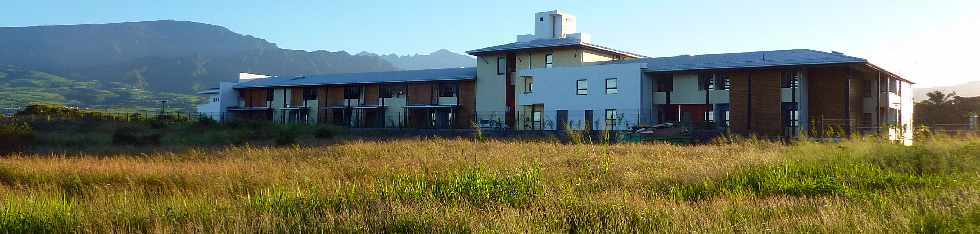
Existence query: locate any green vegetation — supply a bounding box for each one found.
[0,66,200,110]
[0,133,978,232]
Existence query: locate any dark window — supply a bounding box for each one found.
[497,57,506,75]
[524,77,534,93]
[782,71,800,88]
[439,83,457,97]
[302,88,317,101]
[605,109,618,129]
[783,102,799,127]
[576,79,588,95]
[344,87,361,99]
[545,54,554,68]
[699,74,715,90]
[605,78,618,94]
[539,17,544,21]
[716,75,731,90]
[381,86,404,98]
[656,77,673,92]
[265,89,274,101]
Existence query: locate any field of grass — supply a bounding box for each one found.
[0,135,978,233]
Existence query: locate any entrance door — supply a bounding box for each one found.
[556,110,568,130]
[584,110,594,131]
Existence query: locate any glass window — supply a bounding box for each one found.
[381,86,405,98]
[605,109,618,128]
[723,111,731,127]
[782,71,800,88]
[524,77,534,93]
[700,74,715,90]
[497,57,506,75]
[717,76,731,90]
[532,111,542,129]
[863,80,872,97]
[303,88,317,101]
[265,89,274,101]
[344,87,361,99]
[545,54,554,68]
[605,78,618,94]
[439,83,457,97]
[656,77,673,92]
[576,79,588,95]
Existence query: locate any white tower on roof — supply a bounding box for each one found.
[517,10,591,43]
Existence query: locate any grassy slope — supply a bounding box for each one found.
[0,66,200,111]
[0,137,978,233]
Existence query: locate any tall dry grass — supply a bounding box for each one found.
[0,136,977,233]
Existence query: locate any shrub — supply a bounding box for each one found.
[111,126,161,146]
[0,122,34,153]
[313,125,335,139]
[274,126,300,146]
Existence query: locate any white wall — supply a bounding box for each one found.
[652,73,729,105]
[196,82,240,122]
[517,63,647,130]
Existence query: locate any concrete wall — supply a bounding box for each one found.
[517,63,647,130]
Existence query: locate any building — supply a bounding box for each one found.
[197,10,914,143]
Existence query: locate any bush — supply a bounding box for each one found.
[0,122,34,153]
[274,126,300,146]
[111,126,161,146]
[314,125,336,139]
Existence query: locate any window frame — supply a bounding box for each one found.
[576,79,588,95]
[496,57,506,75]
[302,88,317,101]
[605,78,618,94]
[604,109,618,128]
[545,54,554,68]
[524,77,534,94]
[344,87,362,100]
[438,83,457,98]
[782,71,800,88]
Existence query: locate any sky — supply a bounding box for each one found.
[2,0,979,88]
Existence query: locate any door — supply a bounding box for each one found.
[584,110,594,131]
[556,110,568,130]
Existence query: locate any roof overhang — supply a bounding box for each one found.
[640,61,913,84]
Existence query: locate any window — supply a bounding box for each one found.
[381,86,405,98]
[783,102,799,127]
[863,80,872,97]
[782,71,800,88]
[656,77,673,92]
[545,54,554,68]
[302,88,317,101]
[717,76,731,90]
[531,111,542,129]
[212,97,218,102]
[344,87,361,99]
[265,89,274,101]
[605,78,618,94]
[497,57,506,75]
[705,110,715,122]
[576,79,588,95]
[723,110,731,127]
[439,83,457,97]
[605,109,618,128]
[699,74,715,90]
[524,77,534,93]
[539,17,544,21]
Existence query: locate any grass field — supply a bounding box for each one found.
[0,135,978,233]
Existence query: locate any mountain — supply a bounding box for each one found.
[914,81,980,101]
[373,49,475,70]
[0,20,397,94]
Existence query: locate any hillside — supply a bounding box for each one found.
[0,20,398,95]
[0,65,198,111]
[0,20,476,109]
[915,81,980,101]
[374,49,475,70]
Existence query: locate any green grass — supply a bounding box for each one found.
[0,135,978,232]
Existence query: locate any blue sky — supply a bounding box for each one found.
[3,0,979,87]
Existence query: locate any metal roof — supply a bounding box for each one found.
[604,49,866,72]
[466,37,645,58]
[234,67,477,88]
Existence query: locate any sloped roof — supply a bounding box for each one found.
[604,49,867,72]
[234,67,476,88]
[466,37,644,58]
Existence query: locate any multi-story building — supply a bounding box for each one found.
[198,10,914,143]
